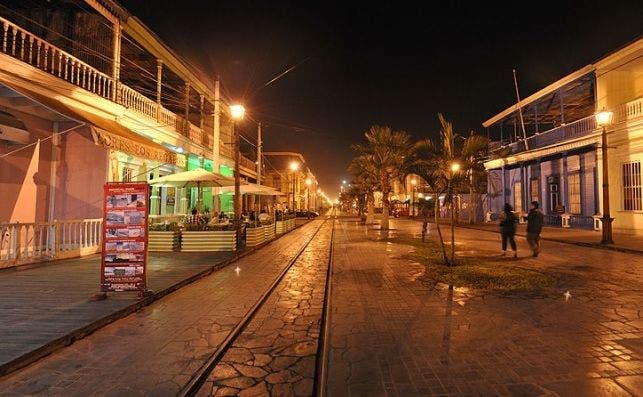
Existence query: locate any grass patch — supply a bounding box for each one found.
[388,236,557,294]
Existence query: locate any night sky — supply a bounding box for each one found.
[120,0,642,198]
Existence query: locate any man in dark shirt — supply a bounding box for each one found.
[526,201,544,257]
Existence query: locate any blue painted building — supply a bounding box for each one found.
[484,38,643,233]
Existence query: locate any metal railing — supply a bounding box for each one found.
[498,97,643,154]
[544,214,562,227]
[569,215,594,229]
[0,218,102,267]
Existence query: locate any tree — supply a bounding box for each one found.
[352,126,420,230]
[348,156,379,224]
[460,132,490,224]
[408,114,466,265]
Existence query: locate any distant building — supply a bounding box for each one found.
[263,152,319,211]
[483,38,643,234]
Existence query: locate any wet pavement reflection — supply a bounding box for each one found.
[326,218,642,396]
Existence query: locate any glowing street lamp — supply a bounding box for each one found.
[230,104,245,247]
[230,104,245,120]
[289,161,299,210]
[448,161,461,264]
[596,109,614,244]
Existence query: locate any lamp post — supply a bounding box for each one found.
[596,109,614,244]
[409,179,417,218]
[449,162,461,264]
[230,104,245,246]
[317,188,321,212]
[289,161,299,211]
[305,178,312,212]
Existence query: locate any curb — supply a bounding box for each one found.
[0,220,312,378]
[438,222,643,256]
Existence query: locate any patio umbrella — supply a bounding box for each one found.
[148,168,236,188]
[215,183,285,196]
[149,168,239,212]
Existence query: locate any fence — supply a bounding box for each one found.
[0,218,102,268]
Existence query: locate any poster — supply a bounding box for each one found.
[101,182,149,292]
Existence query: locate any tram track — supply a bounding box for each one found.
[179,210,337,397]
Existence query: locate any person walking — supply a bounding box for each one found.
[499,203,518,258]
[526,201,544,257]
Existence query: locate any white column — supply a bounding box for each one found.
[212,78,221,172]
[150,164,160,215]
[111,20,121,101]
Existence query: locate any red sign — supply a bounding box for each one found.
[101,182,149,292]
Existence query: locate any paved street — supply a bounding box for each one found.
[325,218,642,396]
[199,220,333,396]
[0,220,322,396]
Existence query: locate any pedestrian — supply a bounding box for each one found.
[186,208,205,225]
[499,203,518,257]
[526,201,544,257]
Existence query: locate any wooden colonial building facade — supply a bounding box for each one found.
[484,38,643,234]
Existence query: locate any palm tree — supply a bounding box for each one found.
[461,132,490,224]
[352,126,418,230]
[348,156,379,224]
[408,114,464,265]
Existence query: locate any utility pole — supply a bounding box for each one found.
[513,69,529,150]
[257,122,262,184]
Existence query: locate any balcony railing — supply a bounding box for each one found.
[498,97,643,155]
[0,16,114,100]
[502,115,597,154]
[0,16,209,149]
[0,218,102,267]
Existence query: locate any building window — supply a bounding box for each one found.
[514,181,522,212]
[530,179,539,205]
[568,173,581,214]
[122,167,133,182]
[622,161,642,211]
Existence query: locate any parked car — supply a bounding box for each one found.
[295,210,319,218]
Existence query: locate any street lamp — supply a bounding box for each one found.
[230,104,245,246]
[596,109,614,244]
[410,179,418,218]
[289,161,299,211]
[448,161,460,264]
[305,178,312,211]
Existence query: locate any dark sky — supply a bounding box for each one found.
[120,0,642,198]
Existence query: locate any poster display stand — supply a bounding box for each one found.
[101,182,149,293]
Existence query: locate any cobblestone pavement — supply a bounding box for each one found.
[198,221,333,397]
[325,218,642,397]
[0,220,322,396]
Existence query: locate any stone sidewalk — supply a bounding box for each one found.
[0,219,309,378]
[0,220,322,396]
[326,218,642,396]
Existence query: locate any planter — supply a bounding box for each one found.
[148,230,181,251]
[263,224,276,242]
[246,226,266,247]
[181,230,236,251]
[275,221,286,234]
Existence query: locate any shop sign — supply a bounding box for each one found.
[101,182,149,292]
